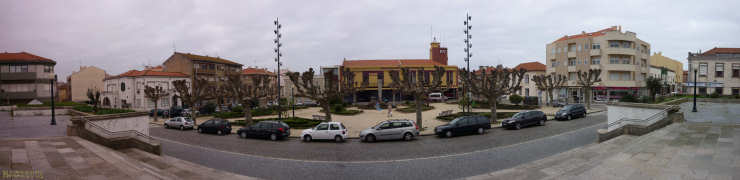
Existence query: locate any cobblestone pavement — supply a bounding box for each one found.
[468,123,740,180]
[0,111,70,138]
[0,136,256,180]
[680,102,740,124]
[151,111,606,162]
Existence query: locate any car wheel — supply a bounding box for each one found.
[515,123,522,130]
[270,134,278,141]
[217,130,223,135]
[197,128,202,133]
[179,126,184,131]
[303,135,312,142]
[164,124,169,129]
[239,132,246,139]
[334,135,343,142]
[567,115,572,120]
[477,127,484,134]
[403,133,413,141]
[445,131,453,138]
[539,119,546,126]
[365,134,376,142]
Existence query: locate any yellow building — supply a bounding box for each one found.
[649,52,684,91]
[340,41,459,102]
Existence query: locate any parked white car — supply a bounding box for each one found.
[164,117,194,130]
[301,122,348,142]
[428,92,447,102]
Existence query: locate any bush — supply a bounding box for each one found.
[509,95,523,105]
[231,106,244,113]
[199,103,217,115]
[233,117,320,129]
[397,105,434,113]
[709,92,721,98]
[523,96,539,106]
[471,100,537,110]
[639,96,651,103]
[436,112,518,121]
[620,94,637,102]
[72,104,134,115]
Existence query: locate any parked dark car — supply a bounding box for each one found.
[502,110,547,130]
[168,107,183,117]
[196,118,232,135]
[237,121,291,141]
[149,109,169,117]
[554,104,586,120]
[434,116,491,137]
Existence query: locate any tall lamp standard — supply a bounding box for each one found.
[51,74,57,125]
[692,69,697,112]
[463,13,472,113]
[274,18,283,120]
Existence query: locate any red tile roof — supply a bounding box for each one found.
[175,52,242,66]
[0,52,56,64]
[553,26,618,43]
[702,47,740,55]
[105,70,187,80]
[513,61,546,71]
[242,68,276,75]
[342,59,444,67]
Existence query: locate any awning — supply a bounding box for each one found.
[683,82,723,87]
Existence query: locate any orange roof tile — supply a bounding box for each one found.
[342,59,444,67]
[0,52,56,64]
[702,47,740,55]
[513,61,546,71]
[105,70,187,80]
[242,68,276,75]
[553,26,618,43]
[175,52,242,66]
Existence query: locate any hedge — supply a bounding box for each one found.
[436,111,518,121]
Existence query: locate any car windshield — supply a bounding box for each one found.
[450,117,464,125]
[513,112,526,118]
[372,122,387,129]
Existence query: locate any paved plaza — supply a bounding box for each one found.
[0,111,70,138]
[680,101,740,124]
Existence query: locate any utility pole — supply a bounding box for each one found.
[463,13,473,112]
[51,75,57,125]
[274,18,284,120]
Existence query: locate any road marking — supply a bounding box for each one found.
[155,113,607,164]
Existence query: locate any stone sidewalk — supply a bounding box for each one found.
[465,123,740,180]
[0,136,257,180]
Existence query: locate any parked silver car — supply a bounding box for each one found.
[164,117,194,130]
[360,119,419,142]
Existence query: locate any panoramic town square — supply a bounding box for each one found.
[1,0,740,179]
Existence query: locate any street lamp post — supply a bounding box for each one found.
[274,18,283,120]
[692,69,697,112]
[51,74,57,125]
[463,13,472,113]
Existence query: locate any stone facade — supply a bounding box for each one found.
[0,52,57,104]
[687,47,740,95]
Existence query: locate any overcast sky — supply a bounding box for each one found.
[1,0,738,81]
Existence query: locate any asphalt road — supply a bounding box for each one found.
[152,112,606,179]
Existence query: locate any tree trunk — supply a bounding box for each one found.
[547,89,555,106]
[323,103,332,121]
[584,87,591,109]
[489,96,498,123]
[415,94,423,129]
[244,103,253,125]
[191,104,198,125]
[153,100,159,122]
[352,93,357,105]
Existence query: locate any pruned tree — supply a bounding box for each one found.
[646,76,662,103]
[576,69,602,109]
[339,67,367,104]
[172,78,208,125]
[460,65,525,123]
[389,66,446,129]
[288,68,340,121]
[144,85,170,122]
[86,88,101,113]
[227,73,275,125]
[533,74,567,106]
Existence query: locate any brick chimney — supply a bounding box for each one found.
[430,41,448,65]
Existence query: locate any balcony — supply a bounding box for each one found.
[567,51,576,58]
[603,47,636,56]
[590,49,601,56]
[0,72,38,80]
[603,64,639,71]
[0,91,37,100]
[568,66,576,72]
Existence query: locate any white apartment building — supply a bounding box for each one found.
[546,26,651,102]
[102,70,189,111]
[648,66,676,94]
[687,47,740,96]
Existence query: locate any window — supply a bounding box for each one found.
[699,87,707,95]
[715,63,724,78]
[569,72,577,81]
[568,44,576,52]
[43,65,53,73]
[120,83,126,91]
[590,56,601,65]
[733,64,740,77]
[592,43,600,49]
[732,88,739,96]
[446,71,454,85]
[330,124,340,130]
[568,58,576,66]
[609,71,631,81]
[609,41,620,48]
[577,45,582,52]
[7,64,29,72]
[551,60,558,67]
[715,87,723,95]
[525,88,530,96]
[699,63,708,76]
[524,75,529,83]
[641,59,647,67]
[316,124,329,130]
